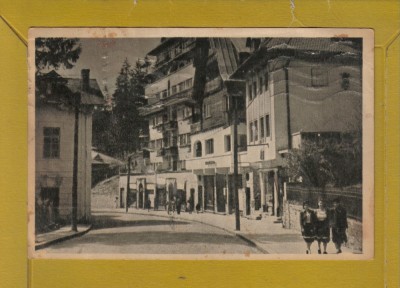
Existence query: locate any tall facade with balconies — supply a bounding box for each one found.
[122,38,248,213]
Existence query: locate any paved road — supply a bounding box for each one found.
[45,211,263,255]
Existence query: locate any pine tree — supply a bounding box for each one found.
[111,59,147,158]
[35,38,81,72]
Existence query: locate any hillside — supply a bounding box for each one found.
[91,175,120,209]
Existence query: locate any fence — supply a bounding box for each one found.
[285,184,362,221]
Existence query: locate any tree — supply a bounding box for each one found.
[92,59,147,158]
[35,38,81,72]
[285,133,362,188]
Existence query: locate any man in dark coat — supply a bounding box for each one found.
[331,198,348,254]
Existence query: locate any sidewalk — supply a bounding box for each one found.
[98,208,352,255]
[35,224,92,250]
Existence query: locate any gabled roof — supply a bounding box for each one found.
[91,150,125,167]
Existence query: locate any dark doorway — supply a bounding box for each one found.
[156,188,166,210]
[245,187,251,215]
[198,185,203,210]
[40,187,60,224]
[119,188,124,208]
[203,176,215,211]
[139,183,144,208]
[216,174,226,213]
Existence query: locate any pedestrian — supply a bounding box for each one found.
[146,199,151,212]
[115,196,119,209]
[331,198,348,254]
[176,197,181,215]
[315,199,330,254]
[196,203,201,213]
[300,201,316,254]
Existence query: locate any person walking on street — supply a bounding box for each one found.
[331,198,348,254]
[315,199,330,254]
[176,197,181,215]
[300,201,316,254]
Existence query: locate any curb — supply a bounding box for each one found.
[95,209,269,254]
[35,225,92,251]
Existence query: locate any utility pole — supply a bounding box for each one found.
[71,93,81,232]
[126,155,131,213]
[233,96,240,231]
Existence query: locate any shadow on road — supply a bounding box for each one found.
[92,214,190,230]
[252,234,303,243]
[52,230,244,249]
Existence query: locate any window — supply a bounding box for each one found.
[182,107,192,119]
[265,114,271,137]
[259,76,264,93]
[253,81,257,98]
[248,83,253,101]
[179,134,191,146]
[178,81,186,91]
[43,127,60,158]
[185,78,193,88]
[260,116,265,139]
[265,73,269,91]
[249,122,254,142]
[194,141,202,157]
[160,89,168,99]
[179,160,186,170]
[204,103,211,118]
[238,135,247,151]
[225,135,231,152]
[254,120,258,141]
[205,139,214,154]
[172,85,177,94]
[311,68,328,87]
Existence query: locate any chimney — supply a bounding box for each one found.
[81,69,90,92]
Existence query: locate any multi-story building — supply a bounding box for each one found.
[120,38,247,213]
[35,69,104,229]
[120,37,361,219]
[230,37,362,217]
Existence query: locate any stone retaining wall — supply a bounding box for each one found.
[282,201,362,252]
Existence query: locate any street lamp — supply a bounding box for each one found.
[226,80,245,231]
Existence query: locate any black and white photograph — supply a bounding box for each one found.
[28,28,374,259]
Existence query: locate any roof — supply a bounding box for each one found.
[36,70,105,106]
[91,150,125,167]
[64,78,105,105]
[209,38,242,81]
[230,38,361,79]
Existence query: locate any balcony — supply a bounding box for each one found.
[162,146,178,157]
[163,120,178,131]
[204,77,223,94]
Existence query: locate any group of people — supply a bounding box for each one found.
[300,198,348,254]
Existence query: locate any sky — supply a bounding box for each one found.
[55,38,161,96]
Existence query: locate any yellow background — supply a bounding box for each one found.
[0,0,399,287]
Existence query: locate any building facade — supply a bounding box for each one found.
[35,70,104,230]
[121,37,362,219]
[231,37,362,217]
